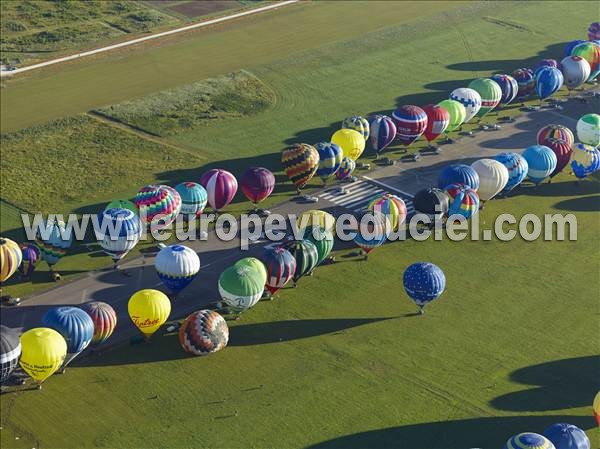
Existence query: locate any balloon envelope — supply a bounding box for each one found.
[438,164,480,190]
[571,42,600,80]
[331,129,365,160]
[470,159,509,201]
[492,152,529,193]
[128,289,171,338]
[105,199,137,215]
[445,184,479,220]
[0,238,22,283]
[134,185,181,229]
[413,188,449,220]
[565,40,586,57]
[353,214,388,254]
[594,391,600,425]
[512,68,536,97]
[240,167,275,205]
[522,145,558,185]
[571,143,600,179]
[179,310,229,356]
[36,219,72,267]
[576,113,600,147]
[19,327,67,382]
[403,262,446,309]
[298,210,335,234]
[302,226,334,265]
[96,208,141,263]
[281,143,320,190]
[422,104,450,143]
[218,265,264,312]
[537,124,575,147]
[41,306,94,362]
[281,239,319,283]
[367,193,407,231]
[368,115,396,153]
[540,138,572,177]
[468,78,502,117]
[449,88,482,123]
[535,67,564,99]
[491,74,519,105]
[543,423,590,449]
[392,105,428,146]
[155,244,200,294]
[234,257,268,286]
[81,301,117,345]
[336,156,356,181]
[260,246,296,295]
[0,325,21,383]
[314,143,343,183]
[561,56,591,89]
[342,115,370,140]
[18,243,40,278]
[504,433,556,449]
[175,182,207,218]
[199,169,238,212]
[436,99,466,132]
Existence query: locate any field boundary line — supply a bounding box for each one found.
[0,0,299,78]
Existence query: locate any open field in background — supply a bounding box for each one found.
[144,0,262,20]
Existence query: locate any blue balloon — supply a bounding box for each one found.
[96,208,141,263]
[437,164,480,190]
[155,244,200,295]
[522,145,558,185]
[315,142,343,182]
[564,40,586,56]
[543,423,590,449]
[403,262,446,311]
[491,74,519,105]
[504,433,555,449]
[175,182,207,219]
[41,306,94,363]
[535,67,564,99]
[493,152,529,193]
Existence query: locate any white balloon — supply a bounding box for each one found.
[470,159,509,201]
[449,88,482,123]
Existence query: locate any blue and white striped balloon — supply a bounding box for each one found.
[493,152,529,193]
[522,145,557,185]
[315,142,343,183]
[96,208,142,263]
[41,306,94,367]
[504,433,556,449]
[155,244,200,295]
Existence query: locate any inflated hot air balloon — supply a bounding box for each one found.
[42,306,94,368]
[96,208,141,268]
[331,129,365,160]
[302,226,334,265]
[353,214,388,258]
[81,301,117,346]
[218,265,264,313]
[260,246,296,296]
[336,156,356,181]
[571,143,600,179]
[342,115,370,140]
[438,164,480,190]
[234,257,267,286]
[537,124,575,147]
[392,105,428,146]
[403,262,446,314]
[535,59,559,73]
[535,66,564,100]
[281,239,319,285]
[19,327,66,384]
[0,238,22,283]
[522,145,558,185]
[199,169,238,213]
[445,184,479,220]
[541,138,572,178]
[368,192,407,231]
[368,115,397,155]
[594,391,600,425]
[134,184,181,229]
[36,218,72,271]
[437,99,466,132]
[492,152,529,194]
[105,199,137,215]
[298,210,335,234]
[413,188,449,221]
[315,142,343,184]
[175,182,207,219]
[571,41,600,81]
[282,143,320,193]
[513,68,536,98]
[543,423,590,449]
[468,78,502,118]
[179,310,229,356]
[449,88,482,123]
[239,167,275,210]
[589,22,600,40]
[422,104,450,145]
[18,243,40,278]
[155,244,200,296]
[128,289,171,339]
[561,56,591,90]
[504,433,556,449]
[577,113,600,147]
[565,40,586,57]
[491,74,519,105]
[470,159,509,202]
[0,325,21,384]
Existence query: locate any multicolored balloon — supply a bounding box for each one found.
[576,113,600,147]
[468,78,502,118]
[199,169,238,213]
[438,164,480,190]
[0,238,22,283]
[331,129,365,160]
[134,184,181,229]
[19,327,66,383]
[240,167,275,207]
[565,40,586,57]
[535,66,564,100]
[281,143,320,192]
[503,433,555,449]
[422,104,450,143]
[128,289,171,339]
[413,188,449,221]
[105,199,137,215]
[179,310,228,356]
[560,56,591,90]
[436,99,466,132]
[367,192,407,231]
[445,184,479,220]
[218,264,264,313]
[314,143,343,184]
[449,88,482,123]
[537,124,575,147]
[403,262,446,313]
[36,218,72,269]
[543,423,590,449]
[492,152,529,193]
[392,105,428,146]
[512,68,536,97]
[571,143,600,179]
[234,257,267,286]
[41,306,94,367]
[470,159,509,201]
[18,243,40,278]
[522,145,558,185]
[594,391,600,425]
[155,244,200,295]
[175,182,207,219]
[541,138,572,177]
[491,74,519,105]
[260,246,296,295]
[81,301,117,346]
[571,41,600,80]
[353,214,388,257]
[281,239,319,285]
[302,226,334,265]
[298,210,336,234]
[342,115,370,140]
[0,325,21,384]
[335,156,356,181]
[589,22,600,41]
[96,208,141,266]
[368,115,397,154]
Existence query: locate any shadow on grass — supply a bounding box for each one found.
[512,179,599,198]
[553,195,600,212]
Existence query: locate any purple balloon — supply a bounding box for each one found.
[368,115,397,153]
[199,169,238,212]
[240,167,275,205]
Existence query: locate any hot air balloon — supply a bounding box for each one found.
[491,74,519,105]
[0,325,21,384]
[96,208,141,268]
[298,209,335,234]
[134,184,181,230]
[105,199,137,215]
[353,213,388,259]
[422,104,450,146]
[218,265,264,313]
[492,152,529,194]
[522,145,558,185]
[468,78,502,118]
[331,129,365,160]
[543,423,590,449]
[449,88,482,123]
[314,143,343,184]
[470,159,509,202]
[281,239,319,286]
[594,391,600,425]
[561,56,591,90]
[589,22,600,40]
[537,124,575,147]
[199,169,238,213]
[535,66,564,100]
[342,115,370,140]
[179,310,229,356]
[302,226,334,265]
[155,244,200,296]
[504,433,556,449]
[535,59,559,73]
[512,68,536,98]
[571,41,600,81]
[436,99,466,133]
[81,301,117,346]
[239,166,275,211]
[541,138,572,178]
[445,184,479,220]
[576,113,600,147]
[42,306,94,368]
[438,164,480,191]
[403,262,446,314]
[260,246,296,296]
[368,115,397,155]
[175,182,207,219]
[336,156,356,181]
[367,192,407,231]
[0,238,22,283]
[571,143,600,179]
[19,327,66,385]
[18,243,40,278]
[565,40,586,57]
[234,257,267,286]
[36,218,72,272]
[281,143,320,193]
[413,188,449,221]
[392,105,428,146]
[128,289,171,339]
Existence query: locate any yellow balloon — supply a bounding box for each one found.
[128,289,171,338]
[331,129,365,160]
[297,210,336,234]
[20,327,67,383]
[0,237,22,283]
[594,391,600,426]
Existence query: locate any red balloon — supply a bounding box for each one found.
[541,138,573,177]
[422,104,451,143]
[391,105,428,146]
[240,167,276,206]
[199,169,238,212]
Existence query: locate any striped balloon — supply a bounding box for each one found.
[199,169,238,213]
[353,214,388,256]
[342,115,370,140]
[540,138,572,177]
[36,219,72,267]
[535,59,559,73]
[571,143,600,179]
[437,164,480,190]
[367,193,407,231]
[437,99,466,132]
[571,42,600,81]
[240,167,276,205]
[18,243,39,278]
[179,310,228,356]
[175,182,207,219]
[537,124,575,147]
[42,306,94,366]
[522,145,558,185]
[503,433,555,449]
[491,74,519,105]
[315,142,343,184]
[281,143,319,192]
[403,262,446,312]
[535,67,564,100]
[336,156,356,181]
[281,239,319,284]
[543,423,590,449]
[155,244,200,295]
[468,78,502,117]
[492,152,529,193]
[0,325,21,383]
[81,301,117,345]
[96,208,141,264]
[422,105,450,143]
[576,113,600,147]
[368,115,396,154]
[513,68,536,97]
[302,226,334,265]
[565,40,586,57]
[134,184,181,229]
[449,88,482,123]
[260,246,296,295]
[392,105,428,146]
[445,184,479,219]
[0,238,22,283]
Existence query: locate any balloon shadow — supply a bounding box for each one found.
[552,195,600,212]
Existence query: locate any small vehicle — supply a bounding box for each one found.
[480,124,490,131]
[333,186,348,195]
[401,153,421,162]
[419,146,441,155]
[1,295,21,306]
[492,124,502,130]
[381,157,395,166]
[523,105,539,112]
[356,162,371,170]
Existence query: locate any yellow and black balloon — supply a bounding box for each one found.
[281,143,320,193]
[0,238,22,283]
